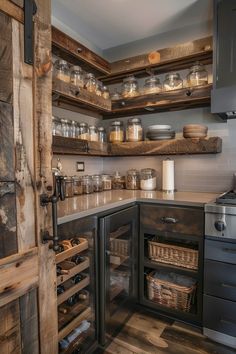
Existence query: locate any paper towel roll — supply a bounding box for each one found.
[162,159,175,192]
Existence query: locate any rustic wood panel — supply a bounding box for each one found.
[0,248,38,307]
[0,0,23,23]
[0,103,14,181]
[0,11,13,103]
[109,137,222,156]
[0,300,21,354]
[53,135,88,155]
[0,182,17,259]
[10,0,23,8]
[52,26,111,76]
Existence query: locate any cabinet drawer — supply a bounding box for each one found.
[203,295,236,338]
[204,260,236,301]
[205,239,236,264]
[140,204,204,236]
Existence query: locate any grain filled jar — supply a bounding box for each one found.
[109,121,124,143]
[98,127,107,142]
[54,59,70,83]
[82,175,93,194]
[140,168,157,191]
[92,175,103,192]
[85,73,97,93]
[64,177,74,197]
[144,76,162,94]
[112,171,125,190]
[102,86,110,99]
[70,66,84,89]
[101,174,112,190]
[77,122,89,140]
[126,169,140,190]
[122,75,139,98]
[186,62,208,87]
[126,117,143,142]
[72,176,83,195]
[88,125,98,142]
[163,73,183,91]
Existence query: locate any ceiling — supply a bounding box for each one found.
[52,0,213,51]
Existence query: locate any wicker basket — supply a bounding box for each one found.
[110,239,129,257]
[146,271,196,312]
[148,240,198,270]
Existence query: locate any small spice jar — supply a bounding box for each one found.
[109,121,124,143]
[82,175,93,194]
[126,169,140,190]
[52,116,62,136]
[88,125,98,142]
[70,65,84,89]
[61,119,70,137]
[163,73,183,91]
[54,59,70,83]
[72,176,83,195]
[122,75,139,98]
[98,127,107,142]
[85,73,97,93]
[92,175,103,192]
[77,122,89,140]
[143,76,162,94]
[140,168,157,191]
[102,86,110,99]
[186,62,208,87]
[101,174,112,190]
[112,171,125,190]
[126,117,143,142]
[64,176,74,197]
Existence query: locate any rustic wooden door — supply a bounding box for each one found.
[0,1,57,353]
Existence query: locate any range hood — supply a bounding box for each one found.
[211,0,236,119]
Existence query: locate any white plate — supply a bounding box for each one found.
[147,124,172,131]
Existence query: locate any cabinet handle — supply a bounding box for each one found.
[220,318,236,326]
[161,217,178,224]
[221,282,236,289]
[222,248,236,254]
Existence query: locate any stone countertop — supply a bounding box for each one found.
[57,190,219,225]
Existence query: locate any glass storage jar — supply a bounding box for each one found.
[70,120,77,138]
[82,175,93,194]
[54,59,70,83]
[143,76,162,94]
[64,177,74,197]
[98,127,107,142]
[126,169,140,190]
[95,81,102,96]
[163,73,183,91]
[72,176,83,195]
[140,168,157,191]
[186,62,208,87]
[112,171,125,190]
[109,121,124,143]
[85,73,97,93]
[101,174,112,190]
[88,125,98,142]
[92,175,103,192]
[61,119,70,137]
[126,117,143,142]
[122,75,139,98]
[102,86,110,99]
[111,89,122,101]
[52,116,62,136]
[70,66,84,88]
[77,122,89,140]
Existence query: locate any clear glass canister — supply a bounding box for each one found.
[70,66,84,88]
[126,117,143,142]
[88,125,98,142]
[144,76,162,94]
[101,174,112,190]
[92,175,103,192]
[64,177,74,197]
[122,75,139,98]
[72,176,83,195]
[140,168,157,191]
[109,121,124,143]
[52,116,62,136]
[54,59,70,83]
[112,171,125,190]
[70,120,77,138]
[111,89,122,101]
[77,122,89,140]
[82,175,93,194]
[102,86,110,99]
[95,81,102,96]
[98,127,107,142]
[126,169,140,190]
[163,73,183,91]
[61,119,70,137]
[186,62,208,87]
[85,73,97,93]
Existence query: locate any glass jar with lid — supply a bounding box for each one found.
[95,81,102,96]
[102,86,110,100]
[77,122,89,140]
[126,169,140,190]
[122,75,139,98]
[126,117,143,142]
[112,171,125,190]
[163,73,183,91]
[186,62,208,87]
[140,168,157,191]
[92,175,103,192]
[111,89,122,101]
[82,175,93,194]
[143,76,162,94]
[70,66,84,89]
[88,125,98,142]
[52,116,62,136]
[101,174,112,190]
[85,73,97,93]
[61,119,70,137]
[64,176,74,197]
[98,127,107,142]
[72,176,83,195]
[109,121,124,143]
[54,59,70,83]
[69,120,77,138]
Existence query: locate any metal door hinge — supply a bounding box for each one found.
[24,0,37,65]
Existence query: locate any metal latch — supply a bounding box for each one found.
[24,0,37,65]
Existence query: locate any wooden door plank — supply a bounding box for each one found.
[0,0,24,23]
[0,300,21,354]
[0,103,14,181]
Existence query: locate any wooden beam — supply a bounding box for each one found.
[0,0,24,23]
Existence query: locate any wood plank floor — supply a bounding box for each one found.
[98,310,236,354]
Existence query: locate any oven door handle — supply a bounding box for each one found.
[222,247,236,254]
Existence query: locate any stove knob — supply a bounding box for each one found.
[214,220,226,232]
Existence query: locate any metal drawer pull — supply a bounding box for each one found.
[221,283,236,289]
[220,318,236,326]
[161,217,178,224]
[222,248,236,254]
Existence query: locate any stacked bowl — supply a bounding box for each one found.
[146,125,175,140]
[183,124,208,138]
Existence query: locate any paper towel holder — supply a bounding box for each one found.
[162,158,176,194]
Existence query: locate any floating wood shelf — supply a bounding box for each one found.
[57,258,90,286]
[103,84,212,119]
[53,136,108,156]
[57,275,90,306]
[56,238,88,264]
[52,79,112,114]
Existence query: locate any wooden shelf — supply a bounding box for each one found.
[58,298,90,330]
[103,84,212,119]
[144,259,198,278]
[57,258,90,286]
[56,238,88,264]
[53,136,108,156]
[57,276,90,306]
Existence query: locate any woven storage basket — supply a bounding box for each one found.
[146,271,196,312]
[148,240,198,270]
[110,239,129,257]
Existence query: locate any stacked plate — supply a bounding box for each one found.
[146,125,175,140]
[183,124,208,138]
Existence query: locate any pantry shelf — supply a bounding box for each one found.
[56,238,88,264]
[57,276,90,306]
